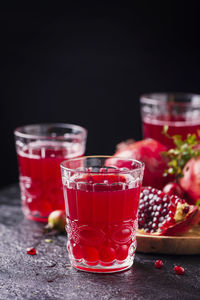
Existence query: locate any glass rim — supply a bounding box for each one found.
[60,155,145,175]
[14,123,87,140]
[140,92,200,107]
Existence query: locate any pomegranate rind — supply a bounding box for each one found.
[163,182,185,199]
[161,206,200,236]
[110,138,170,189]
[179,158,200,205]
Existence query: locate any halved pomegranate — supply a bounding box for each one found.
[138,187,199,236]
[112,138,170,189]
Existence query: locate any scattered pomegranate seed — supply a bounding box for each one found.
[174,265,185,275]
[26,247,37,255]
[155,259,164,269]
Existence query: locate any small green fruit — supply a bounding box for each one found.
[48,210,66,232]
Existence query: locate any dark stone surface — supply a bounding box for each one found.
[0,184,200,300]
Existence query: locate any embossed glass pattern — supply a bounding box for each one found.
[61,156,144,273]
[14,123,87,222]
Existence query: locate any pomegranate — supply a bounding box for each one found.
[138,187,199,235]
[111,138,170,189]
[47,210,66,232]
[179,157,200,205]
[163,182,185,198]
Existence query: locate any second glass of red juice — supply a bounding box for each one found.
[140,93,200,148]
[61,156,144,273]
[14,123,87,222]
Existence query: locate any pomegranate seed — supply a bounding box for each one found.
[183,206,189,214]
[26,247,37,255]
[155,259,164,269]
[140,219,145,226]
[174,265,185,275]
[140,204,145,211]
[156,197,162,205]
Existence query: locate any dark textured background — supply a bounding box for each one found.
[1,2,200,187]
[0,184,200,300]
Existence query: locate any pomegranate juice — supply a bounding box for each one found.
[64,174,141,272]
[143,116,200,148]
[17,141,82,222]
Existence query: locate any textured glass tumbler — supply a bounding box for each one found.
[140,93,200,149]
[61,156,144,273]
[14,123,87,222]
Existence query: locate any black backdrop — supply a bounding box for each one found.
[1,2,200,187]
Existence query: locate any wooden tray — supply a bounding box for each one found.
[136,226,200,255]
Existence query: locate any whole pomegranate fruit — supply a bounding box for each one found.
[138,186,199,235]
[163,182,185,198]
[47,210,66,232]
[179,157,200,205]
[112,138,170,189]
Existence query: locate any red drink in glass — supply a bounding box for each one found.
[61,156,144,273]
[140,93,200,149]
[143,116,200,149]
[14,124,87,222]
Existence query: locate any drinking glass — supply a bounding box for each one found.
[14,123,87,222]
[61,156,144,273]
[140,93,200,148]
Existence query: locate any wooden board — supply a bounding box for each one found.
[136,226,200,255]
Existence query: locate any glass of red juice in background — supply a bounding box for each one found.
[14,124,87,222]
[61,156,144,273]
[140,93,200,149]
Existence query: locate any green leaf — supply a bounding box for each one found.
[162,126,200,179]
[172,135,182,143]
[162,151,168,157]
[162,125,171,139]
[45,239,53,243]
[196,199,200,209]
[162,125,169,134]
[168,160,177,167]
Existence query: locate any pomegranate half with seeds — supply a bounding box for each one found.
[138,187,199,236]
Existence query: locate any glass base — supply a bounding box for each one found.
[26,214,48,223]
[70,254,134,273]
[22,207,48,223]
